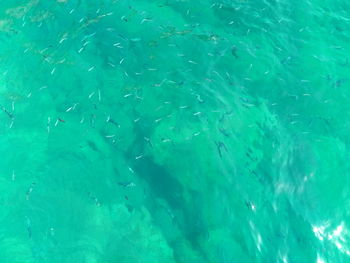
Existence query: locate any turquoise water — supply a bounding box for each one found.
[0,0,350,262]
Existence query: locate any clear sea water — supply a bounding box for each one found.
[0,0,349,262]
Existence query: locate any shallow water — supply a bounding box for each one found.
[0,0,350,262]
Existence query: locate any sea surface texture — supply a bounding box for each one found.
[0,0,349,262]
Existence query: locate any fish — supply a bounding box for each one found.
[215,141,228,158]
[108,118,120,128]
[25,216,32,239]
[118,182,136,188]
[0,105,14,119]
[231,45,238,58]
